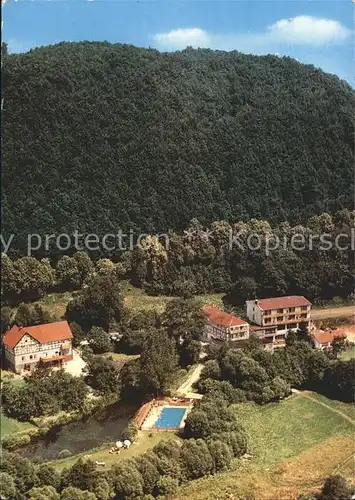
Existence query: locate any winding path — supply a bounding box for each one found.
[177,363,204,399]
[292,389,355,426]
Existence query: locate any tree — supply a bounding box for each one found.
[3,371,88,420]
[14,303,54,327]
[285,329,298,346]
[3,43,353,266]
[180,439,213,479]
[1,306,12,335]
[72,252,94,285]
[69,322,86,347]
[183,409,210,439]
[1,254,18,302]
[110,460,144,500]
[244,333,263,353]
[88,327,112,354]
[13,303,33,326]
[184,398,240,439]
[201,360,221,380]
[60,487,96,500]
[66,274,124,331]
[219,430,248,457]
[118,329,149,355]
[225,277,258,306]
[85,355,120,395]
[179,339,201,367]
[121,422,138,442]
[13,257,54,300]
[322,359,355,402]
[0,472,16,500]
[56,256,81,290]
[207,438,233,473]
[36,463,61,489]
[1,42,8,58]
[153,440,181,461]
[60,459,97,492]
[331,336,347,358]
[296,324,312,344]
[95,259,117,276]
[133,455,160,495]
[156,476,179,497]
[143,450,182,482]
[317,475,352,500]
[47,371,88,413]
[139,329,178,396]
[119,310,160,354]
[28,485,60,500]
[163,298,206,344]
[0,452,37,494]
[93,478,111,500]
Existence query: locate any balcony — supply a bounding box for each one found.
[264,317,310,326]
[40,354,73,364]
[263,312,310,319]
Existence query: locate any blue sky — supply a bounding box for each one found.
[3,0,354,84]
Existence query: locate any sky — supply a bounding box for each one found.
[2,0,354,85]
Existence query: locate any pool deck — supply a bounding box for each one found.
[141,404,192,431]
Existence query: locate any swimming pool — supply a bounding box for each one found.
[154,407,187,429]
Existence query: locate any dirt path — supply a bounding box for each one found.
[311,305,354,320]
[177,364,204,398]
[292,389,355,426]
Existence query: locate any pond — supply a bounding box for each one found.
[19,402,138,461]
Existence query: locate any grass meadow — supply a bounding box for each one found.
[172,392,355,500]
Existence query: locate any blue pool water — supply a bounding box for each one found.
[155,407,187,429]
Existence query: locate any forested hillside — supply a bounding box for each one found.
[2,42,354,250]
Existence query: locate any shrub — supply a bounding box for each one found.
[121,422,138,442]
[2,433,31,449]
[156,475,179,496]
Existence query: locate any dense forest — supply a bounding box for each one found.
[1,211,354,305]
[2,42,354,253]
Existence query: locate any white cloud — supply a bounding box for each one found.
[153,28,210,50]
[153,16,351,52]
[268,16,351,45]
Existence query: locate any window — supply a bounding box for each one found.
[22,356,25,361]
[30,355,33,360]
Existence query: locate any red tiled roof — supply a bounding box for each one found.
[202,305,247,328]
[3,321,73,350]
[311,329,346,346]
[256,296,311,310]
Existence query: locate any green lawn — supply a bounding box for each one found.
[305,392,355,421]
[339,346,355,361]
[0,370,25,387]
[51,430,180,471]
[173,392,355,500]
[27,283,224,318]
[1,413,35,439]
[102,352,140,362]
[232,393,354,470]
[1,372,35,439]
